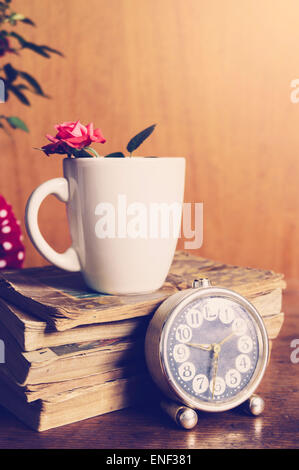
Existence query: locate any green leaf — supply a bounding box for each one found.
[3,87,9,101]
[127,124,156,154]
[24,42,50,58]
[41,45,64,57]
[8,31,25,46]
[16,84,29,90]
[72,148,93,158]
[21,18,36,26]
[8,34,52,58]
[104,152,125,158]
[10,13,25,21]
[6,116,29,132]
[8,84,30,105]
[19,71,46,96]
[84,146,100,158]
[3,63,18,82]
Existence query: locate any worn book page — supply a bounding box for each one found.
[0,252,286,331]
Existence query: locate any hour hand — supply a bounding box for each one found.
[186,342,212,351]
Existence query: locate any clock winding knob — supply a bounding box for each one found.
[192,278,211,289]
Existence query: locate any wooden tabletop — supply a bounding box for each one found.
[0,288,298,449]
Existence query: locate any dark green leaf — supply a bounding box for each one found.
[8,31,25,46]
[23,42,50,57]
[34,146,70,156]
[72,148,93,158]
[8,33,62,59]
[19,71,45,96]
[104,152,125,158]
[16,84,29,90]
[41,45,64,57]
[3,63,18,82]
[21,17,35,26]
[6,116,29,132]
[127,124,156,154]
[3,86,9,101]
[8,84,30,105]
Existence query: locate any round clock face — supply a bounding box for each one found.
[161,292,268,411]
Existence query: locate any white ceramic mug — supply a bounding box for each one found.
[25,157,185,294]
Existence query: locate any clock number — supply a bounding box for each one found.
[209,377,226,396]
[186,308,203,328]
[232,318,247,336]
[225,369,241,388]
[236,354,251,373]
[219,307,235,325]
[173,343,190,363]
[175,324,192,343]
[178,362,196,381]
[238,335,253,353]
[203,302,219,321]
[192,374,209,394]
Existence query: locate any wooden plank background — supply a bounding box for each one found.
[1,0,298,280]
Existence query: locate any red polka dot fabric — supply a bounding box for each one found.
[0,195,25,269]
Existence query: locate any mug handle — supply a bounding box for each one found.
[25,177,80,272]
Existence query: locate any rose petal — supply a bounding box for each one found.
[93,128,106,143]
[86,123,94,137]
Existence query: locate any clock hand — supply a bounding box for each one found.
[186,342,213,351]
[218,331,235,346]
[210,331,235,399]
[211,344,220,399]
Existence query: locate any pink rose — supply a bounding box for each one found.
[44,120,106,152]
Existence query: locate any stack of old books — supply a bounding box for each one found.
[0,252,286,431]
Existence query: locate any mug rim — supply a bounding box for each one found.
[63,156,185,165]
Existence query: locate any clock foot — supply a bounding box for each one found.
[243,394,265,416]
[160,399,198,430]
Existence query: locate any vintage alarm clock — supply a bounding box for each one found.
[145,278,269,429]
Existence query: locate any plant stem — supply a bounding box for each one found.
[85,146,100,158]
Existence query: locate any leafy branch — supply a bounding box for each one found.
[5,31,63,58]
[0,1,35,28]
[0,0,63,133]
[0,62,49,105]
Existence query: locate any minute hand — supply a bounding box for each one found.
[211,349,220,399]
[218,331,235,346]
